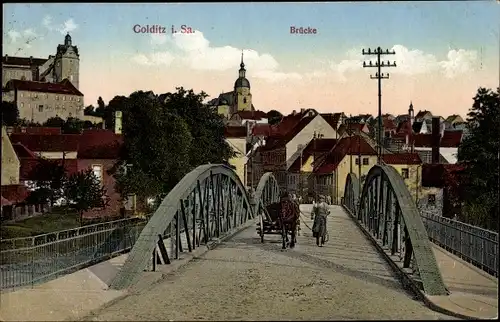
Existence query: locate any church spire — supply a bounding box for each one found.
[239,51,246,78]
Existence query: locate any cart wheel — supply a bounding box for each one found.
[259,215,264,243]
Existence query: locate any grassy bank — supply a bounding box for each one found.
[1,208,81,240]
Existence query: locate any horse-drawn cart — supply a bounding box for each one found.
[256,201,300,247]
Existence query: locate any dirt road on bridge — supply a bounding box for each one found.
[84,205,455,321]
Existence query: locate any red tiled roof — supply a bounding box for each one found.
[5,79,83,96]
[396,120,412,134]
[440,131,462,148]
[1,196,13,206]
[320,113,342,130]
[251,124,271,137]
[224,126,247,138]
[11,127,62,135]
[12,143,36,159]
[235,110,267,120]
[382,153,422,165]
[1,185,29,204]
[78,129,123,159]
[3,55,47,66]
[9,133,80,152]
[383,118,397,130]
[19,158,79,181]
[314,135,377,174]
[288,138,337,172]
[413,134,433,147]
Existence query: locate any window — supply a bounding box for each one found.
[355,158,360,165]
[63,96,66,101]
[38,105,43,112]
[56,95,59,100]
[362,158,369,165]
[20,93,24,97]
[92,165,103,184]
[243,97,247,104]
[428,194,436,205]
[401,168,409,179]
[77,98,80,102]
[20,76,26,81]
[20,103,24,108]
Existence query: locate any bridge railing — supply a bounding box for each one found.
[0,219,147,290]
[420,210,499,277]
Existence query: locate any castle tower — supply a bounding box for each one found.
[233,52,252,113]
[54,33,80,89]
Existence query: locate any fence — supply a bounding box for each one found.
[0,219,147,290]
[0,217,144,250]
[420,210,499,277]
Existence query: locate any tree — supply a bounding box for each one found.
[1,101,19,126]
[114,91,193,199]
[267,109,283,125]
[64,169,107,224]
[63,117,84,134]
[43,116,65,128]
[457,87,500,231]
[84,105,95,115]
[95,96,106,114]
[103,95,128,130]
[27,159,67,206]
[159,87,235,167]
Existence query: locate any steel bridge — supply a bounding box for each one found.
[1,163,498,321]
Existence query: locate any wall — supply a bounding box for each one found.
[217,105,230,119]
[35,151,78,159]
[2,67,33,86]
[1,127,20,185]
[77,159,122,218]
[286,115,338,168]
[389,164,422,203]
[418,187,444,215]
[226,137,247,186]
[13,90,84,123]
[82,115,104,124]
[415,147,458,164]
[236,87,252,111]
[334,154,378,204]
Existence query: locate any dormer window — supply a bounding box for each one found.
[243,97,247,104]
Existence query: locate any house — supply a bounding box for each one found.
[383,118,397,137]
[1,126,47,221]
[260,109,342,189]
[224,126,248,186]
[312,134,378,204]
[415,110,433,122]
[420,163,465,218]
[413,131,463,164]
[412,121,430,134]
[287,138,337,197]
[77,128,123,218]
[381,153,422,202]
[445,115,465,126]
[9,132,80,159]
[338,122,370,136]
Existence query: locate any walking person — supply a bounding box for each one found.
[312,195,330,247]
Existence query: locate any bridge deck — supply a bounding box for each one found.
[83,205,451,320]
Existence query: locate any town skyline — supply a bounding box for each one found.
[3,2,499,117]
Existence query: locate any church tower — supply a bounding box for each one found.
[409,101,414,126]
[54,33,80,89]
[233,52,252,113]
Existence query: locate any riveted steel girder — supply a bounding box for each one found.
[109,164,280,290]
[344,165,447,296]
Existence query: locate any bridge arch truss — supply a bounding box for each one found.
[110,164,280,290]
[343,165,448,296]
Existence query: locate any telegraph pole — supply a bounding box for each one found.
[362,47,396,164]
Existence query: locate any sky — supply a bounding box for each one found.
[3,2,499,118]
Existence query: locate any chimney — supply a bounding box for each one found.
[114,110,122,134]
[292,110,296,115]
[300,108,305,114]
[4,54,8,61]
[431,117,441,164]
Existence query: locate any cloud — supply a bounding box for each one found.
[329,44,478,80]
[132,31,302,82]
[42,15,78,34]
[132,52,175,66]
[7,30,21,43]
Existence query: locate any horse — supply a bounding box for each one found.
[265,198,300,249]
